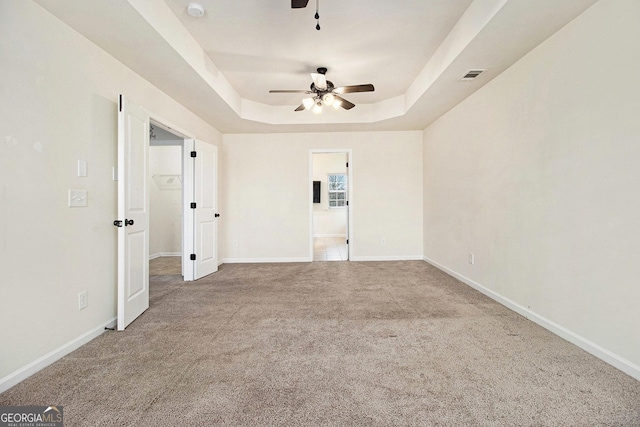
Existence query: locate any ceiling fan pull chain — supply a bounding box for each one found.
[315,0,320,30]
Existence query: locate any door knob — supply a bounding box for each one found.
[125,219,134,226]
[214,213,220,218]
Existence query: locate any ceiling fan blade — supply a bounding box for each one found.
[269,90,312,93]
[334,84,375,94]
[311,73,327,90]
[291,0,309,8]
[334,95,355,110]
[294,103,307,111]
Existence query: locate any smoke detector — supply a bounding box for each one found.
[187,3,205,18]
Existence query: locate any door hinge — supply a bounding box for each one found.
[118,94,122,112]
[191,151,197,158]
[190,202,196,209]
[346,162,349,167]
[190,254,196,261]
[346,239,349,244]
[346,201,349,206]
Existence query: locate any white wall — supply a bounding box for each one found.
[223,132,423,262]
[0,1,222,388]
[149,145,183,257]
[313,153,347,237]
[423,0,640,378]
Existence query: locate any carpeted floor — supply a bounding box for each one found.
[1,261,639,426]
[149,255,182,276]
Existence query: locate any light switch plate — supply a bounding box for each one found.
[78,160,87,177]
[69,189,88,207]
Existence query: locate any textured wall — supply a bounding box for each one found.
[0,1,221,383]
[423,0,640,375]
[223,131,423,262]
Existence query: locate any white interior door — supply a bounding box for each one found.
[345,158,350,260]
[183,139,218,280]
[116,95,150,330]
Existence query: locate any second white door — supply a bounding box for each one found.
[183,139,218,280]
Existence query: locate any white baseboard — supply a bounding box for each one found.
[423,256,640,382]
[0,317,117,394]
[223,257,311,264]
[313,234,347,238]
[149,252,181,260]
[222,255,423,264]
[351,255,424,262]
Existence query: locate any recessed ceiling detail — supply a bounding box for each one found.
[34,0,600,132]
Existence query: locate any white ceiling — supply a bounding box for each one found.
[164,0,474,106]
[35,0,599,134]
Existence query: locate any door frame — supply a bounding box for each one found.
[309,149,353,261]
[147,116,207,282]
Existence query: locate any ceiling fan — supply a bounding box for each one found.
[269,67,375,113]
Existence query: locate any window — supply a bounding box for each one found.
[328,173,347,208]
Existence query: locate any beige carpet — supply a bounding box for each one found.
[2,261,639,426]
[149,255,181,276]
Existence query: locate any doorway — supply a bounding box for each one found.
[148,122,184,277]
[310,150,351,261]
[117,95,219,329]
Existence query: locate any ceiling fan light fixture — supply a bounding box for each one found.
[311,72,327,91]
[302,97,315,110]
[269,67,374,113]
[322,93,335,106]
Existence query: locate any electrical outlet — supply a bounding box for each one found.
[469,253,475,265]
[78,291,88,310]
[381,238,386,245]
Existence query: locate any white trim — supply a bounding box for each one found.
[148,116,194,141]
[423,256,640,382]
[223,257,311,264]
[351,255,425,262]
[0,318,117,394]
[182,139,195,281]
[313,234,347,238]
[149,252,181,260]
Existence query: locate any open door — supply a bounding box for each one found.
[345,158,350,259]
[183,139,218,280]
[116,95,150,330]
